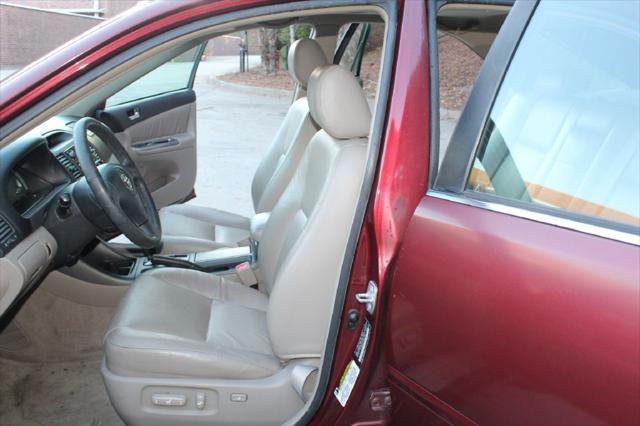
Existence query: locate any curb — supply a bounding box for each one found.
[198,75,292,98]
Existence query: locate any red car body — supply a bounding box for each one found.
[1,1,638,425]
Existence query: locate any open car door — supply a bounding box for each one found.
[97,43,206,209]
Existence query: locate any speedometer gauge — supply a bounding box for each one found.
[7,171,28,205]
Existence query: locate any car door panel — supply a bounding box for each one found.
[98,89,195,132]
[383,0,640,424]
[386,195,639,425]
[99,89,197,209]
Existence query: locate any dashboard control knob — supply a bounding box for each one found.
[57,193,72,217]
[59,193,71,208]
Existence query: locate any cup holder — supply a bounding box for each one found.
[102,258,137,277]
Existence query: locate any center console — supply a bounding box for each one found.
[136,246,253,275]
[88,213,268,281]
[93,244,254,280]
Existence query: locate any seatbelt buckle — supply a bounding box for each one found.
[235,261,258,286]
[237,237,251,247]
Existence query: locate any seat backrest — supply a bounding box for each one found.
[258,65,372,360]
[250,38,328,213]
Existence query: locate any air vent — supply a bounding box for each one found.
[0,216,18,256]
[45,131,72,148]
[56,153,82,179]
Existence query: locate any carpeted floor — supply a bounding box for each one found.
[0,357,123,426]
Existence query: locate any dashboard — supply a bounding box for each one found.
[8,146,63,216]
[0,115,116,316]
[0,116,111,256]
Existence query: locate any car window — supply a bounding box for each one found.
[106,45,203,107]
[467,0,640,228]
[337,24,369,73]
[437,31,483,166]
[335,22,384,97]
[435,3,510,169]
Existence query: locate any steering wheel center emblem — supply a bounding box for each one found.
[119,171,134,192]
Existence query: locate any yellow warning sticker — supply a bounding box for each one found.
[334,360,360,407]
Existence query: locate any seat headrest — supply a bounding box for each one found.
[287,38,328,89]
[307,65,372,140]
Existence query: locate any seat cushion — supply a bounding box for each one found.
[104,268,280,380]
[159,204,251,254]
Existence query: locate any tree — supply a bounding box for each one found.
[289,24,296,47]
[259,24,313,74]
[257,28,278,75]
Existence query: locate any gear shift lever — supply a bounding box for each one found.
[140,242,203,271]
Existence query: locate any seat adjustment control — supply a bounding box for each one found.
[195,392,206,410]
[151,393,187,407]
[230,393,248,402]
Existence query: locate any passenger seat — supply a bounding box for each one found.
[159,38,328,254]
[102,64,372,425]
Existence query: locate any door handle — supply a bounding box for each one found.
[132,138,179,150]
[127,107,140,121]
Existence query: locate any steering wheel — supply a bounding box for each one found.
[73,117,162,249]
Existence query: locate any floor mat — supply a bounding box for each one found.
[0,357,123,426]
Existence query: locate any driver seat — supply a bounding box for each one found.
[102,65,372,425]
[159,38,328,254]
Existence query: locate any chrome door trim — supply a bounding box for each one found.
[428,190,640,246]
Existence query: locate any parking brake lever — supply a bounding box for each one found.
[150,255,204,271]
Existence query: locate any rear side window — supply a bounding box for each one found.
[468,0,640,227]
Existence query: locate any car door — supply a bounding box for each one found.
[385,1,640,425]
[97,43,206,210]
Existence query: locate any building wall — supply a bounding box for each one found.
[101,0,144,18]
[0,1,141,66]
[3,0,141,18]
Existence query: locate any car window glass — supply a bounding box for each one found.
[188,27,315,216]
[337,24,367,71]
[215,26,312,91]
[468,0,640,227]
[335,22,384,97]
[106,45,202,107]
[437,31,483,166]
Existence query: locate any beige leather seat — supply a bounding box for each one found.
[159,38,328,254]
[102,65,371,426]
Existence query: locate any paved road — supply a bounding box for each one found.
[199,55,261,77]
